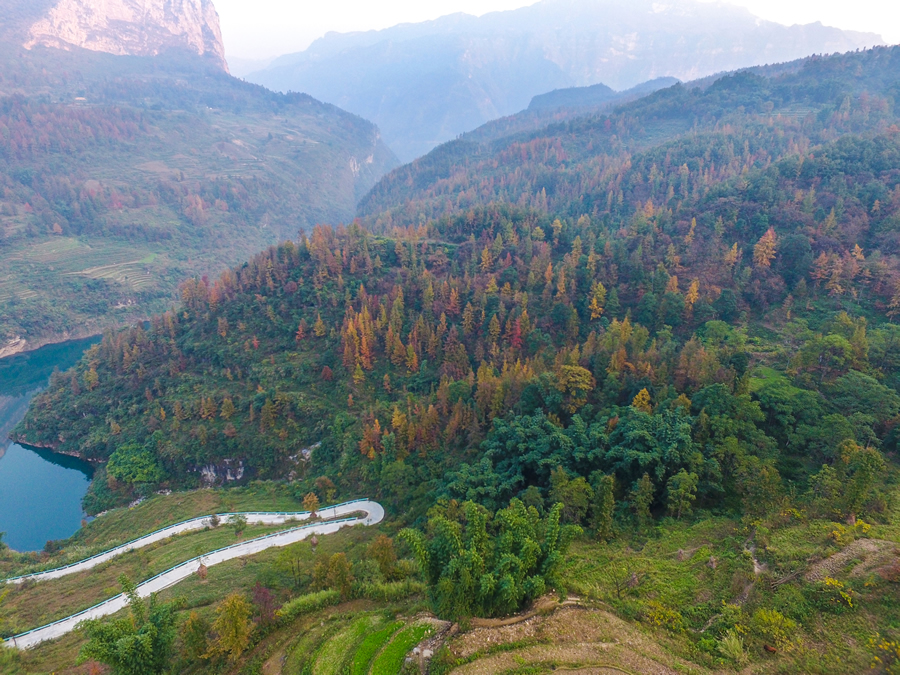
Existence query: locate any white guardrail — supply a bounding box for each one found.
[2,499,384,650]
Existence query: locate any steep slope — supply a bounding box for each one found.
[359,46,900,227]
[16,48,900,531]
[23,0,228,71]
[0,8,398,352]
[245,0,882,161]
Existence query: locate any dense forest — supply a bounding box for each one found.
[17,58,900,522]
[6,43,900,675]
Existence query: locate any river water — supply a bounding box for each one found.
[0,337,99,552]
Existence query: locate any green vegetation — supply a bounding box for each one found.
[8,43,900,675]
[350,620,403,675]
[401,500,578,619]
[78,576,181,675]
[314,614,380,675]
[370,623,433,675]
[276,589,341,621]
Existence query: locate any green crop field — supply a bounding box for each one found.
[370,624,433,675]
[350,621,404,675]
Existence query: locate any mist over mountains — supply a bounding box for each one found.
[245,0,883,161]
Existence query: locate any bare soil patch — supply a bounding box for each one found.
[805,539,898,582]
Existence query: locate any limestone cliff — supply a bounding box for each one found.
[24,0,227,71]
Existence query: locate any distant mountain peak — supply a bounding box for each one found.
[247,0,883,161]
[23,0,228,71]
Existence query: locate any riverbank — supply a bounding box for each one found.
[0,329,104,360]
[0,336,110,552]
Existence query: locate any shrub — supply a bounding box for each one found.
[717,629,749,665]
[808,576,854,612]
[643,601,685,632]
[750,608,796,649]
[358,580,427,602]
[276,590,341,621]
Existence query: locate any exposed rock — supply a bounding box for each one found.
[199,458,246,486]
[0,337,27,359]
[24,0,227,71]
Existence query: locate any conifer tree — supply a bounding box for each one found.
[632,474,654,528]
[632,388,652,413]
[753,228,778,268]
[589,281,607,319]
[313,314,326,337]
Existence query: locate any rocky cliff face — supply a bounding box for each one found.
[24,0,227,71]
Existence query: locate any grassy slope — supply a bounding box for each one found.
[2,522,286,634]
[4,480,900,674]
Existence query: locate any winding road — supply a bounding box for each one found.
[3,499,384,650]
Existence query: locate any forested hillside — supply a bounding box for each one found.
[9,44,900,673]
[360,47,900,227]
[0,38,397,349]
[17,49,900,521]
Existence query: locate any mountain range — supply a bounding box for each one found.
[0,0,397,354]
[245,0,884,161]
[5,0,900,671]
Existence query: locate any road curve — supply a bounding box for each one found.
[4,499,384,650]
[4,499,378,585]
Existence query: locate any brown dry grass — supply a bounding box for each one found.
[447,605,713,675]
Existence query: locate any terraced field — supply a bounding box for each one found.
[0,237,160,301]
[265,611,435,675]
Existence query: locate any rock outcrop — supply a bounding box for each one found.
[24,0,227,71]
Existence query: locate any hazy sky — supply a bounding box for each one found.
[216,0,900,60]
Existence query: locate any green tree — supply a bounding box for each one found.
[179,611,210,663]
[836,440,885,518]
[229,514,248,538]
[666,469,699,519]
[549,467,593,524]
[592,473,616,541]
[78,576,180,675]
[828,370,900,423]
[632,473,654,528]
[107,443,163,486]
[206,593,253,662]
[326,552,354,599]
[795,334,854,384]
[400,499,580,620]
[368,535,398,580]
